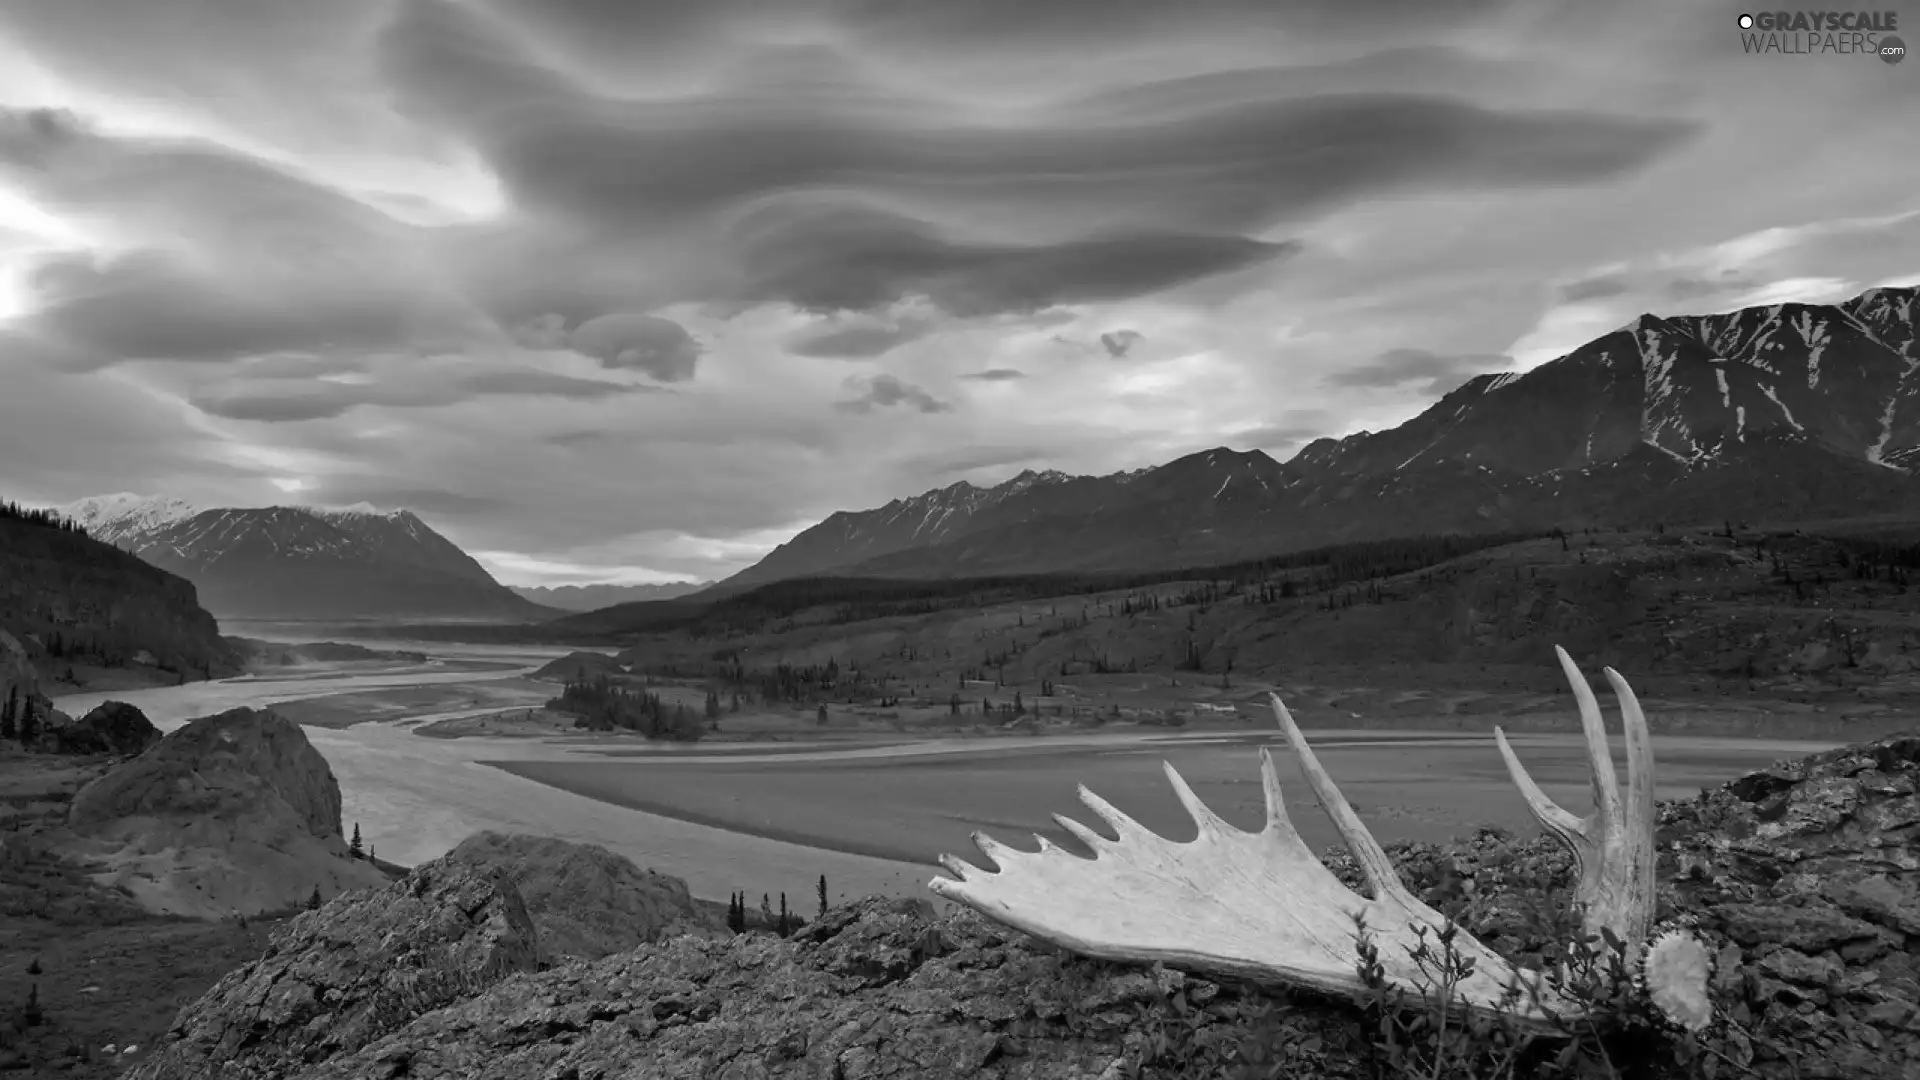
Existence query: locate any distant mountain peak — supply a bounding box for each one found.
[43,498,545,621]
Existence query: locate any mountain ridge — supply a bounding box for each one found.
[719,286,1920,588]
[509,581,712,611]
[50,498,555,622]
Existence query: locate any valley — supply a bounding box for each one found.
[4,288,1920,1078]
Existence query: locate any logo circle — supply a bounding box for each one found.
[1738,13,1754,28]
[1881,34,1906,64]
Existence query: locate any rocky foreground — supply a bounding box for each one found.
[124,731,1918,1080]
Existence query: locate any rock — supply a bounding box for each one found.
[0,627,52,732]
[126,730,1920,1080]
[48,700,162,756]
[126,862,540,1080]
[440,832,726,963]
[64,707,389,916]
[0,627,38,704]
[70,707,343,837]
[296,897,1264,1080]
[1659,730,1920,1074]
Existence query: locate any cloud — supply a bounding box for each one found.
[377,0,1695,316]
[1558,273,1628,303]
[786,313,935,359]
[1325,348,1512,396]
[4,0,1915,582]
[833,373,953,414]
[897,444,1053,476]
[725,200,1297,315]
[565,313,702,381]
[304,485,509,517]
[0,106,477,367]
[1229,410,1336,452]
[1665,271,1757,301]
[1099,329,1145,358]
[188,364,648,422]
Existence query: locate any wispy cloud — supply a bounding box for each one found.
[0,0,1913,578]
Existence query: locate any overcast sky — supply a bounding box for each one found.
[1,0,1916,585]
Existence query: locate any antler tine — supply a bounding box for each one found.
[1600,666,1658,947]
[1559,645,1624,828]
[1493,647,1658,952]
[1269,693,1411,905]
[1162,761,1231,838]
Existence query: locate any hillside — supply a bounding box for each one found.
[722,287,1920,587]
[548,525,1920,732]
[0,501,238,692]
[56,497,557,622]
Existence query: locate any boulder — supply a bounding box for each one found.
[66,707,389,916]
[70,707,344,837]
[49,700,162,756]
[127,862,540,1080]
[0,626,50,730]
[441,831,727,963]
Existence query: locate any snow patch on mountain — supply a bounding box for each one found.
[1759,385,1803,432]
[56,494,201,547]
[1791,310,1830,388]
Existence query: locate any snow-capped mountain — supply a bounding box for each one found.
[307,507,501,587]
[720,286,1920,585]
[57,493,200,548]
[53,500,553,621]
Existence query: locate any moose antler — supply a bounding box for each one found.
[928,647,1661,1026]
[1495,645,1657,953]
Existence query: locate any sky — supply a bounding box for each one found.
[1,0,1917,586]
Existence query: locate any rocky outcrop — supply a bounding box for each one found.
[121,731,1920,1080]
[441,832,726,963]
[47,700,162,756]
[0,626,45,720]
[1656,734,1920,1073]
[64,707,388,916]
[126,861,540,1080]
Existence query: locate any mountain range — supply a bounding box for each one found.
[720,286,1920,587]
[58,496,554,621]
[508,581,711,611]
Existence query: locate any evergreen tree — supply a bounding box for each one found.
[16,698,37,747]
[349,823,363,859]
[307,885,322,910]
[777,892,791,938]
[817,874,828,918]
